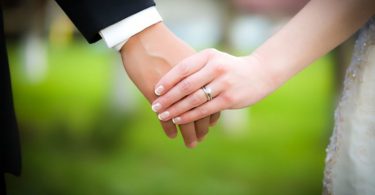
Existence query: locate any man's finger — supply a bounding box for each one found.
[195,117,210,142]
[160,120,178,139]
[209,112,221,127]
[178,122,198,148]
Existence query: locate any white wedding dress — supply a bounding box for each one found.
[323,17,375,195]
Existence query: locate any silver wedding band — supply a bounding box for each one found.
[202,86,213,101]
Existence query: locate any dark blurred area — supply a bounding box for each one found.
[2,0,354,194]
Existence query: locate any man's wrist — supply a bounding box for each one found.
[119,22,163,53]
[121,22,195,65]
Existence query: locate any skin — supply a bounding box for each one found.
[120,22,220,148]
[153,0,375,125]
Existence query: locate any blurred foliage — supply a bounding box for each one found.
[6,40,335,195]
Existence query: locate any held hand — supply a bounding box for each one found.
[153,49,277,125]
[120,23,220,147]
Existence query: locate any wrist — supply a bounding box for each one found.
[119,22,195,102]
[243,51,281,92]
[121,22,195,65]
[120,22,163,53]
[248,44,302,91]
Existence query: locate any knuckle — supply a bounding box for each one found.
[220,78,232,88]
[190,93,202,106]
[167,108,177,116]
[196,107,209,117]
[221,93,235,105]
[171,103,187,116]
[212,63,227,75]
[220,77,235,89]
[160,94,175,106]
[179,79,193,92]
[177,63,190,76]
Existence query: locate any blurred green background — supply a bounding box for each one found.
[4,0,339,194]
[5,41,335,195]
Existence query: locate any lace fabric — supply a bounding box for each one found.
[323,17,375,195]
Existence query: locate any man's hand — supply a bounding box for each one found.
[120,22,220,148]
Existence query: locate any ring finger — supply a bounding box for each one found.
[158,83,221,122]
[152,63,217,113]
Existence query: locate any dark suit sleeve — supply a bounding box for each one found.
[1,8,22,177]
[55,0,155,43]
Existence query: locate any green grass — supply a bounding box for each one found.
[6,40,335,195]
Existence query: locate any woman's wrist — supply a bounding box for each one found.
[243,50,288,94]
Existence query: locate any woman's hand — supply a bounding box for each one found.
[152,49,277,125]
[149,0,375,127]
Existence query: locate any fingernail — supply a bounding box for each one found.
[155,85,164,96]
[188,141,198,148]
[168,132,177,139]
[172,117,181,124]
[158,111,170,121]
[151,103,162,112]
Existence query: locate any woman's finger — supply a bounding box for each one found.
[153,66,214,112]
[152,60,219,113]
[154,49,214,96]
[179,122,198,148]
[158,82,221,121]
[172,96,228,125]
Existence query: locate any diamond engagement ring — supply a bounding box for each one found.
[201,86,213,101]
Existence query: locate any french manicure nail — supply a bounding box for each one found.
[151,103,162,112]
[172,117,181,124]
[158,111,170,120]
[155,85,164,96]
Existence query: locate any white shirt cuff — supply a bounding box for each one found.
[99,6,163,51]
